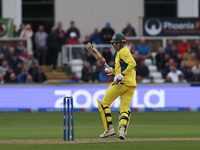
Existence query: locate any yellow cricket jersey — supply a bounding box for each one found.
[113,46,137,87]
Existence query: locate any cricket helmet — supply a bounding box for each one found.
[110,33,126,43]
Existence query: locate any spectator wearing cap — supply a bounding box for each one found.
[67,32,81,59]
[67,32,80,44]
[100,22,115,44]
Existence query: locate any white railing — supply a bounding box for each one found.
[61,36,200,65]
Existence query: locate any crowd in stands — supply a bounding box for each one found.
[1,20,200,84]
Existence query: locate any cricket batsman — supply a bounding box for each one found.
[97,33,137,140]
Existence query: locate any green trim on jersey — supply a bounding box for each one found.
[120,59,128,72]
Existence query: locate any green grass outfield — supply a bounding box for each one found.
[0,112,200,150]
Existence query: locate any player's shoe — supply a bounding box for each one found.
[100,126,115,138]
[118,128,126,140]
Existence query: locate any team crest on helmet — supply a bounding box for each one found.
[112,36,116,39]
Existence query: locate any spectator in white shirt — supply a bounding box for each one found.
[166,65,183,83]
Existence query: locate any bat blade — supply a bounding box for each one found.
[85,42,110,68]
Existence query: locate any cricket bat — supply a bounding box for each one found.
[85,42,110,69]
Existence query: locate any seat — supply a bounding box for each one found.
[148,65,157,72]
[69,59,84,79]
[150,72,162,79]
[144,59,152,66]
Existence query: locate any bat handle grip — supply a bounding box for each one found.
[104,63,110,69]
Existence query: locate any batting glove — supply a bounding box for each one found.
[113,73,125,85]
[105,67,114,75]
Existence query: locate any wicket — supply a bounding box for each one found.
[63,96,74,141]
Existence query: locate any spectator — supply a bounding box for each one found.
[136,38,151,59]
[26,75,34,84]
[33,67,47,83]
[7,73,18,83]
[122,22,136,36]
[126,38,133,50]
[46,26,60,72]
[56,22,66,44]
[93,61,104,82]
[66,20,80,39]
[20,24,33,54]
[130,45,137,58]
[19,48,28,61]
[15,41,26,56]
[179,60,188,75]
[191,60,200,75]
[0,60,9,75]
[166,65,183,83]
[90,28,102,44]
[83,34,91,44]
[0,74,4,84]
[8,54,23,70]
[102,47,112,64]
[162,58,176,79]
[13,24,18,37]
[55,22,67,66]
[164,40,175,54]
[17,23,25,36]
[176,53,183,69]
[155,46,165,71]
[183,46,192,61]
[0,41,10,57]
[14,62,24,75]
[23,53,39,71]
[192,74,200,82]
[98,69,108,82]
[184,67,194,82]
[0,53,5,66]
[195,44,200,60]
[167,45,178,60]
[178,74,187,83]
[136,59,149,81]
[17,68,31,83]
[81,62,93,82]
[34,25,48,65]
[178,38,190,56]
[67,32,80,44]
[6,47,15,63]
[4,67,14,82]
[100,22,115,44]
[191,39,200,53]
[67,32,81,59]
[187,52,197,67]
[28,62,38,77]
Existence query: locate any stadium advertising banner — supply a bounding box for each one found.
[0,18,13,37]
[143,17,200,36]
[0,86,200,110]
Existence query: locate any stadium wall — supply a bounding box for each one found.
[55,0,143,41]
